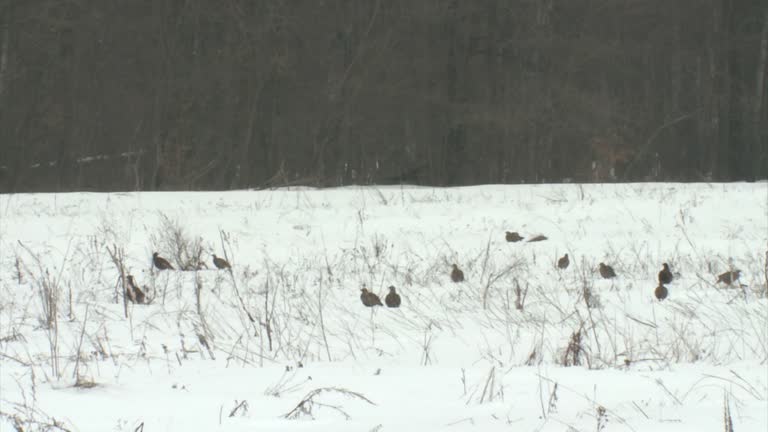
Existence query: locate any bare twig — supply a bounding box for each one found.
[317,273,332,362]
[228,400,249,418]
[194,272,216,359]
[106,244,128,318]
[283,387,376,420]
[724,392,734,432]
[72,304,90,381]
[219,230,258,334]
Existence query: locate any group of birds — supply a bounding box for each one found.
[143,232,746,309]
[654,263,672,300]
[588,257,741,301]
[124,252,233,304]
[596,259,740,302]
[360,286,401,308]
[357,261,460,308]
[445,231,745,305]
[357,262,463,308]
[151,251,232,271]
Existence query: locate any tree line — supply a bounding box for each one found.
[0,0,766,192]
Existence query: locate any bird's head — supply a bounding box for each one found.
[388,286,396,293]
[152,252,158,258]
[662,263,669,270]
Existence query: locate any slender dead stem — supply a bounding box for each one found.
[106,244,128,319]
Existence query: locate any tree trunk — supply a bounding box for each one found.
[712,0,732,179]
[754,8,768,177]
[0,6,8,102]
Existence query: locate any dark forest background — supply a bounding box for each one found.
[0,0,766,192]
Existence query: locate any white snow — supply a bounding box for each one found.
[0,183,766,431]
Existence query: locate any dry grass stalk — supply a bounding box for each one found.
[283,387,376,420]
[562,326,584,367]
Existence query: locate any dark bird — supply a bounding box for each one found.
[126,275,146,304]
[654,284,668,301]
[557,253,570,269]
[360,288,383,307]
[212,254,231,269]
[599,262,617,279]
[385,286,401,308]
[717,269,741,285]
[505,231,524,242]
[658,263,673,284]
[152,252,174,270]
[450,264,465,282]
[527,234,548,242]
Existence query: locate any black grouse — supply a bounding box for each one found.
[654,284,668,301]
[658,263,673,284]
[360,288,383,307]
[152,252,174,270]
[717,270,741,285]
[212,254,231,269]
[557,253,570,269]
[505,231,524,242]
[451,264,465,283]
[599,262,617,279]
[385,286,401,308]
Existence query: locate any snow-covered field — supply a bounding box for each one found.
[0,183,766,432]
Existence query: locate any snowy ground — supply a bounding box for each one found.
[0,183,766,432]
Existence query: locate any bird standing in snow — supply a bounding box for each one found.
[385,286,401,308]
[505,231,524,242]
[360,288,383,307]
[451,264,465,282]
[716,269,741,285]
[557,253,570,269]
[654,284,668,301]
[599,262,616,279]
[658,263,673,284]
[153,252,174,270]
